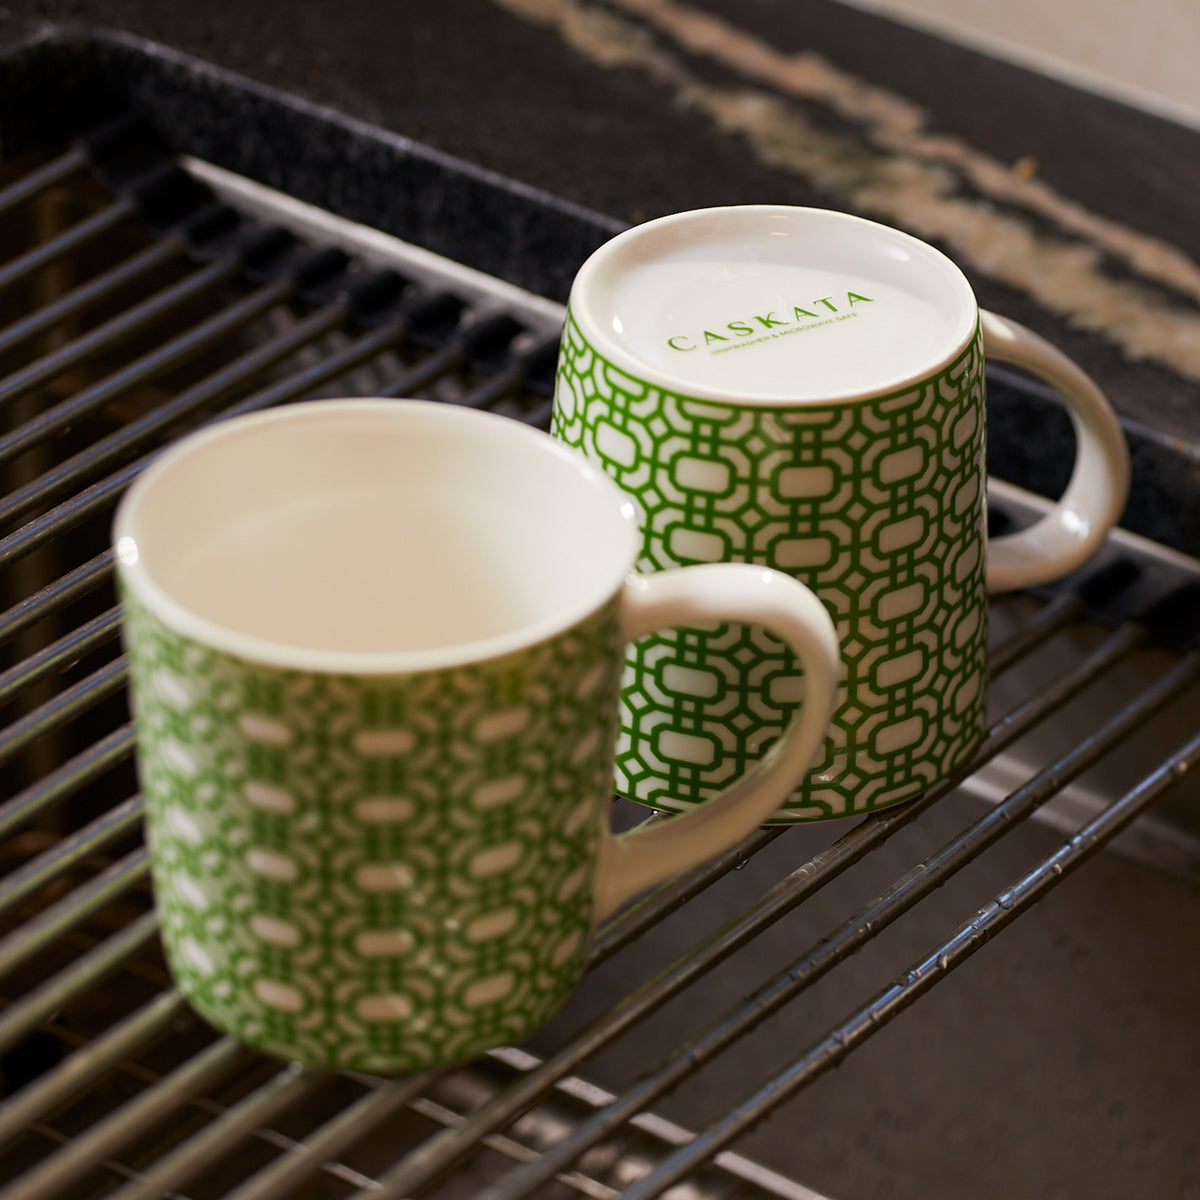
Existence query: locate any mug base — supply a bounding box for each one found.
[614,788,921,825]
[170,979,561,1075]
[615,726,986,824]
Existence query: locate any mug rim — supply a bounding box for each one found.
[114,399,641,676]
[568,204,979,405]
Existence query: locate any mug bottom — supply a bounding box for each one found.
[168,967,578,1075]
[614,722,987,823]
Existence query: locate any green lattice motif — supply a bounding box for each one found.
[123,589,623,1072]
[553,311,989,821]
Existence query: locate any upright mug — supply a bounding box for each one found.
[554,205,1129,822]
[115,399,838,1071]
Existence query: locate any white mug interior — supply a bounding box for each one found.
[114,399,639,672]
[572,205,978,403]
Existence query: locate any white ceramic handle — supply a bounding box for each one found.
[981,310,1130,592]
[592,564,839,920]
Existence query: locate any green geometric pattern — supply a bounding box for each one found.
[122,589,623,1072]
[553,310,988,821]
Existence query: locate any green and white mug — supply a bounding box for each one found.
[553,205,1130,822]
[115,399,838,1071]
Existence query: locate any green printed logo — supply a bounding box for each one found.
[666,292,874,353]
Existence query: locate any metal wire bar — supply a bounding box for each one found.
[38,1034,444,1198]
[103,1063,325,1200]
[2,1128,169,1198]
[0,606,120,706]
[0,907,159,1059]
[404,1072,828,1200]
[460,360,530,411]
[218,1073,440,1200]
[988,591,1084,675]
[0,321,409,572]
[0,988,187,1150]
[0,1033,247,1200]
[406,1095,618,1200]
[216,320,411,421]
[0,197,137,296]
[0,794,143,922]
[0,235,187,360]
[0,847,149,980]
[0,299,350,526]
[484,1049,832,1200]
[0,253,239,415]
[0,724,135,842]
[0,146,88,220]
[0,457,143,570]
[0,274,292,467]
[590,827,785,965]
[0,551,113,648]
[458,334,559,412]
[618,714,1200,1200]
[378,338,470,397]
[479,637,1196,1200]
[351,620,1145,1200]
[0,655,127,769]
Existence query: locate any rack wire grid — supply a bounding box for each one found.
[0,117,1198,1200]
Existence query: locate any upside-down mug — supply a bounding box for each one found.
[553,205,1129,822]
[115,398,838,1071]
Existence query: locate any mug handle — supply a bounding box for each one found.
[592,563,839,921]
[981,310,1130,593]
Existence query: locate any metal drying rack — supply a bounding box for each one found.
[0,108,1198,1200]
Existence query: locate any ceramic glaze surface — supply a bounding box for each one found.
[554,313,989,820]
[575,207,974,402]
[125,587,623,1072]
